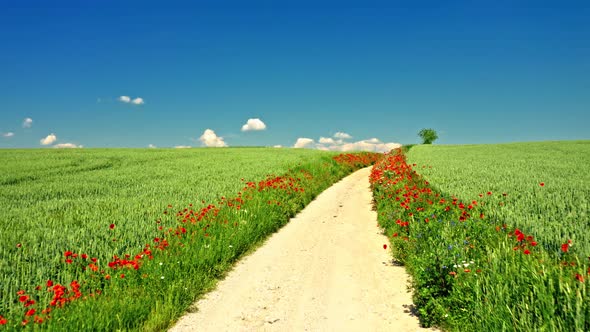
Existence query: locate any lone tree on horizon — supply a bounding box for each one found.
[418,128,438,144]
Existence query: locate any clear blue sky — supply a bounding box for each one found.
[1,0,588,149]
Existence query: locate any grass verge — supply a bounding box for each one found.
[371,149,589,331]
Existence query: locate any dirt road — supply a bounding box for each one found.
[170,167,431,332]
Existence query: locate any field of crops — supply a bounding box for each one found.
[407,141,590,259]
[0,148,380,330]
[371,141,590,331]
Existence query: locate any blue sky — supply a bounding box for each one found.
[0,0,588,149]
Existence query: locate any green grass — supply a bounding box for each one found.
[371,142,589,331]
[406,140,590,258]
[0,147,379,330]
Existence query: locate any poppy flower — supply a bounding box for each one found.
[25,309,35,317]
[575,273,584,283]
[523,249,531,255]
[383,244,388,249]
[540,182,545,187]
[0,316,7,325]
[109,223,115,229]
[562,243,569,253]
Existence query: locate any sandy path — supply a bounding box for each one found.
[170,167,432,332]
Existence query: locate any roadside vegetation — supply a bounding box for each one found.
[0,148,381,330]
[372,141,589,331]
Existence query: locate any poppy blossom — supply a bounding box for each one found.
[25,309,35,317]
[523,249,531,255]
[540,182,545,187]
[0,316,7,325]
[561,243,569,253]
[109,223,115,229]
[383,244,387,249]
[575,273,584,283]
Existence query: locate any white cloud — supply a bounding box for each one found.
[366,138,381,144]
[199,129,228,147]
[241,118,266,131]
[2,132,14,138]
[53,143,82,149]
[118,96,131,103]
[334,132,352,139]
[131,97,144,105]
[40,134,57,145]
[293,138,315,148]
[174,145,192,149]
[338,140,401,153]
[273,145,283,148]
[23,118,33,128]
[319,137,336,145]
[148,144,157,149]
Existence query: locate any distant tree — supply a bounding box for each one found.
[418,128,438,144]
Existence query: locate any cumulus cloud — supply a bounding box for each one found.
[23,118,33,128]
[40,134,57,145]
[118,96,144,105]
[293,138,314,148]
[241,118,266,131]
[2,132,14,138]
[148,144,157,149]
[199,129,227,147]
[118,96,131,103]
[319,137,336,145]
[53,143,82,149]
[174,145,192,149]
[338,140,401,153]
[334,132,352,139]
[293,132,400,153]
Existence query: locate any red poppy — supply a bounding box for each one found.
[540,182,545,187]
[46,280,53,287]
[575,273,584,283]
[109,223,115,229]
[523,249,531,255]
[120,274,125,279]
[81,253,88,259]
[64,251,73,257]
[19,295,29,302]
[383,244,388,249]
[464,269,471,273]
[0,316,7,325]
[25,309,35,317]
[530,241,538,247]
[561,243,569,253]
[16,243,21,248]
[486,191,492,195]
